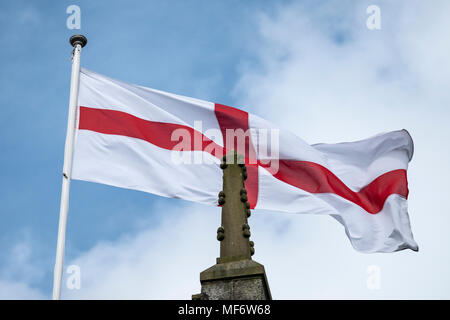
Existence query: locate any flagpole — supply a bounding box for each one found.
[52,34,87,300]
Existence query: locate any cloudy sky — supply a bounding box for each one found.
[0,0,449,299]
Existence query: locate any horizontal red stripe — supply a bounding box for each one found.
[79,106,224,157]
[79,106,409,214]
[259,161,408,214]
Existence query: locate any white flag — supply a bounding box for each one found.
[72,68,418,253]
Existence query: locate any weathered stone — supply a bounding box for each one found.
[198,260,271,300]
[194,150,271,300]
[219,151,251,260]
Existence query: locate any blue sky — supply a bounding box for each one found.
[0,0,283,296]
[1,0,449,299]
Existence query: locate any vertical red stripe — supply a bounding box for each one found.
[214,103,259,209]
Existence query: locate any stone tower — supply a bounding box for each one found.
[193,151,271,300]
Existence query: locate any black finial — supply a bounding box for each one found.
[69,34,88,48]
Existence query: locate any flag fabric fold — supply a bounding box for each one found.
[72,68,418,253]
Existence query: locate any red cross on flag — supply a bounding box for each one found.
[71,68,417,253]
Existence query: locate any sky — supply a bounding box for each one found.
[0,0,449,299]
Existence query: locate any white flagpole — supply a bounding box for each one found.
[52,34,87,300]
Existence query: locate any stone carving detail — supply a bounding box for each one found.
[242,223,251,238]
[217,226,225,241]
[249,241,255,256]
[218,191,226,205]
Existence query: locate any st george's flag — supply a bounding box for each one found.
[71,68,418,253]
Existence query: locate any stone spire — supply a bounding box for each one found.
[217,151,254,262]
[193,150,271,300]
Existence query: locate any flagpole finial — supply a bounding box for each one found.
[69,34,87,48]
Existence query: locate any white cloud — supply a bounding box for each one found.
[0,236,47,299]
[0,281,45,300]
[233,0,450,298]
[63,205,221,299]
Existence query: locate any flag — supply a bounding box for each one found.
[72,68,418,253]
